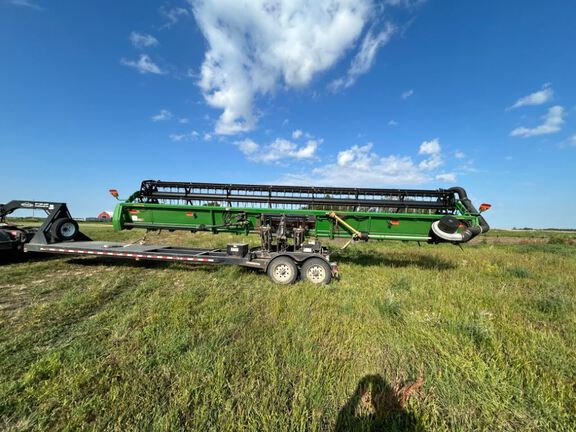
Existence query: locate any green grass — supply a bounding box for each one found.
[1,225,575,431]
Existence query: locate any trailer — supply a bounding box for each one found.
[2,181,490,284]
[1,200,338,284]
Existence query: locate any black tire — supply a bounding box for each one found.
[301,258,332,285]
[267,256,299,285]
[50,218,79,241]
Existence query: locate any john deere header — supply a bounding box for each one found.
[110,180,490,248]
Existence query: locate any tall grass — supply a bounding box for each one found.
[0,226,575,430]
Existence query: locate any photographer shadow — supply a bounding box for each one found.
[335,374,424,432]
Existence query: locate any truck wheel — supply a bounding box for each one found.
[267,256,298,285]
[301,258,332,285]
[51,218,79,241]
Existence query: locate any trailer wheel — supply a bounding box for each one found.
[267,256,298,285]
[51,218,79,241]
[301,258,332,285]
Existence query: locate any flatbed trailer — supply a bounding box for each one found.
[24,240,338,284]
[0,200,337,284]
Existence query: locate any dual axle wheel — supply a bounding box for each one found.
[267,257,332,285]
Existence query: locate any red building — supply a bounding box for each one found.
[97,211,112,221]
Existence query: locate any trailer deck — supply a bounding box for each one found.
[25,240,336,272]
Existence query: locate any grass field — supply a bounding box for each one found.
[1,224,575,431]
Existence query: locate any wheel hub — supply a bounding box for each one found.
[274,264,292,282]
[61,223,76,236]
[307,265,325,282]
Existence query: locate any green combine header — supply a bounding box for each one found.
[112,180,489,243]
[103,180,490,283]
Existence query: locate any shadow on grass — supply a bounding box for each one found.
[335,374,424,432]
[0,251,63,266]
[334,251,455,270]
[65,256,223,273]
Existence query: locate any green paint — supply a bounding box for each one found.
[112,200,480,242]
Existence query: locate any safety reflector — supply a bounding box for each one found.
[129,209,140,214]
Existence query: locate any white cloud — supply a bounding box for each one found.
[235,138,260,155]
[329,23,395,91]
[385,0,426,7]
[151,109,173,122]
[285,139,451,186]
[418,138,440,155]
[203,133,212,141]
[454,150,465,159]
[387,120,398,126]
[509,83,553,110]
[435,173,456,182]
[569,135,576,147]
[235,137,319,163]
[292,129,303,139]
[510,105,565,138]
[169,131,199,142]
[4,0,41,9]
[161,6,189,28]
[178,118,190,124]
[191,0,380,135]
[129,32,159,49]
[401,89,414,99]
[121,54,166,75]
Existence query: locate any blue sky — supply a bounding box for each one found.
[1,0,575,228]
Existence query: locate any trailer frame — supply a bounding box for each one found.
[5,200,337,284]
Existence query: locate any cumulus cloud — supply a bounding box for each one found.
[235,137,319,163]
[417,138,442,170]
[129,32,159,49]
[283,139,454,186]
[121,54,166,75]
[510,105,565,138]
[508,83,553,110]
[292,129,303,139]
[161,6,190,28]
[169,131,199,142]
[435,172,456,182]
[418,138,440,155]
[151,109,173,122]
[190,0,382,135]
[329,23,395,91]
